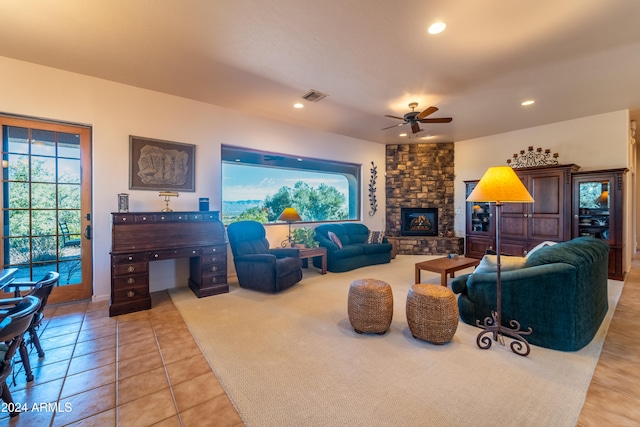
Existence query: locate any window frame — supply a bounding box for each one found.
[221,145,361,224]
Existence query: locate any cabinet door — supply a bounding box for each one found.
[464,181,495,258]
[465,181,494,237]
[528,171,566,241]
[574,178,612,242]
[500,173,529,240]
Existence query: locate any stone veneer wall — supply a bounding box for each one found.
[385,143,463,255]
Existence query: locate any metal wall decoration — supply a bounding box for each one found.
[368,161,378,216]
[507,146,559,168]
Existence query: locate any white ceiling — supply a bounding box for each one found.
[1,0,639,144]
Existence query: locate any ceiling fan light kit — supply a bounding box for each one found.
[382,103,453,134]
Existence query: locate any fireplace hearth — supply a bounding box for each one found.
[401,208,438,236]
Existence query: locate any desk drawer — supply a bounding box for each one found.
[113,274,148,290]
[201,263,226,274]
[113,262,148,276]
[112,253,147,264]
[200,272,227,287]
[149,247,200,260]
[201,245,226,255]
[200,253,226,265]
[112,284,150,305]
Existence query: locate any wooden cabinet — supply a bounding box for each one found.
[572,168,627,280]
[500,164,579,255]
[465,165,627,280]
[465,164,578,258]
[110,211,227,317]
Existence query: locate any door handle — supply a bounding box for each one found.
[84,225,92,240]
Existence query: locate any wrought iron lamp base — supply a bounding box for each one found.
[476,311,533,357]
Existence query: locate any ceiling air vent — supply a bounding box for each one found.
[301,90,328,102]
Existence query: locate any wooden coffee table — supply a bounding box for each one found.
[415,256,480,287]
[298,247,327,274]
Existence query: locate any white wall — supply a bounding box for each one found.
[454,110,633,274]
[0,56,386,301]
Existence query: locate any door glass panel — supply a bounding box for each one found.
[31,183,57,208]
[2,121,90,296]
[578,181,610,240]
[31,155,56,182]
[6,183,28,209]
[7,154,28,181]
[58,158,81,183]
[31,129,56,156]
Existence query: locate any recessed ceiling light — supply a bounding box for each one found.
[293,103,304,109]
[399,133,408,137]
[521,100,535,106]
[428,22,446,35]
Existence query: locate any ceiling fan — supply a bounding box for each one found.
[382,102,452,134]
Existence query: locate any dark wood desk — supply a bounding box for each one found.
[0,268,18,291]
[110,211,227,317]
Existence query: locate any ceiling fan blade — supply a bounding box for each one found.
[381,123,406,130]
[384,114,405,120]
[416,106,439,120]
[411,122,421,134]
[419,117,453,123]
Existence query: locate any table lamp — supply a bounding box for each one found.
[466,166,534,356]
[278,207,302,247]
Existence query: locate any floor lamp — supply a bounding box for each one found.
[278,207,302,247]
[466,166,534,356]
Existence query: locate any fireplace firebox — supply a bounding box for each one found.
[401,208,438,236]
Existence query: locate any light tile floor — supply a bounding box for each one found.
[1,292,243,427]
[2,257,639,426]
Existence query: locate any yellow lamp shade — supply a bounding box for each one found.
[467,166,534,203]
[277,207,302,222]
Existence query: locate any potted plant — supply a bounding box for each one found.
[292,227,319,248]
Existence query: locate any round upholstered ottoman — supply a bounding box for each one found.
[406,284,458,344]
[348,279,393,334]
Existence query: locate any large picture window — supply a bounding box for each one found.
[222,145,360,225]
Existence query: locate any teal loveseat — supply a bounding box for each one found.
[313,223,392,272]
[451,237,610,351]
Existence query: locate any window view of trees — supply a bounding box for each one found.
[230,180,348,225]
[222,146,360,226]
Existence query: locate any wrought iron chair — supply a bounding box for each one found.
[0,296,40,417]
[59,221,81,247]
[2,272,60,382]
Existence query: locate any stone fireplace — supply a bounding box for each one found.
[386,143,463,255]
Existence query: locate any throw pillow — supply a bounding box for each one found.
[366,230,385,244]
[327,231,343,249]
[474,254,527,274]
[525,240,558,259]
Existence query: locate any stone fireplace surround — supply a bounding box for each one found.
[385,143,463,255]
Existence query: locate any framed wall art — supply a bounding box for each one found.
[129,136,196,192]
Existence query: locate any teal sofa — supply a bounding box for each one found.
[313,223,392,272]
[451,237,609,351]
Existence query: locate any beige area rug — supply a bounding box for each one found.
[169,255,623,427]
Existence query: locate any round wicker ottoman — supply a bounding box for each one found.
[348,279,393,335]
[406,284,459,344]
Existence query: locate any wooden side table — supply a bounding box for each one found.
[298,247,327,274]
